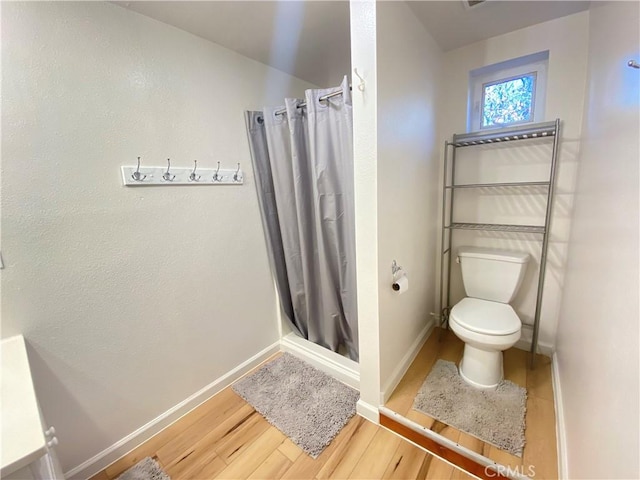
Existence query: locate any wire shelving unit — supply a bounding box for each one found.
[439,119,561,368]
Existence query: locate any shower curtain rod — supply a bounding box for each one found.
[274,85,352,116]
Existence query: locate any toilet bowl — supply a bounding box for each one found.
[450,247,529,389]
[450,297,521,389]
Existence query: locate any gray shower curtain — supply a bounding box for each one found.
[245,76,358,361]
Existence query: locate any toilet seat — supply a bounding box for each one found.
[450,297,521,336]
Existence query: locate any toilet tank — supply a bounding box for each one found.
[458,247,530,303]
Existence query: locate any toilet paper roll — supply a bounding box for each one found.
[392,272,409,294]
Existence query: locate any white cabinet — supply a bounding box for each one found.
[3,453,62,480]
[1,335,65,480]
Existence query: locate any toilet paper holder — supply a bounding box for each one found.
[391,260,402,277]
[391,260,409,294]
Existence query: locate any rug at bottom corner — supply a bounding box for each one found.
[116,457,171,480]
[412,359,527,457]
[232,352,360,458]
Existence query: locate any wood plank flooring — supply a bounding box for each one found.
[93,360,477,480]
[385,328,558,479]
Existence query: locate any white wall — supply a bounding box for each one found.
[555,2,640,478]
[439,12,590,351]
[376,2,443,399]
[350,0,380,421]
[1,1,315,472]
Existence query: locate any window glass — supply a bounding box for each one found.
[482,73,536,128]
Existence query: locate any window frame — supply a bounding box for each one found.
[468,52,548,133]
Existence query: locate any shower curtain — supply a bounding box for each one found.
[245,76,358,361]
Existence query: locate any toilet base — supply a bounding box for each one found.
[459,344,503,389]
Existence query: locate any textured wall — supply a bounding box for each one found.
[556,2,640,478]
[376,2,443,397]
[1,1,314,471]
[439,12,590,351]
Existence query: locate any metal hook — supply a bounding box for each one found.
[131,156,146,181]
[628,59,640,69]
[212,161,222,182]
[354,68,365,92]
[189,160,201,182]
[162,158,175,182]
[233,163,242,182]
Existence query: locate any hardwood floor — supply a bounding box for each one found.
[93,361,477,480]
[385,328,558,479]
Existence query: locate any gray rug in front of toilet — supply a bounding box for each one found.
[412,359,527,457]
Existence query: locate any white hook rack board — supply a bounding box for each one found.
[121,166,244,186]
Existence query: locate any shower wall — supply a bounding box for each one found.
[1,1,315,474]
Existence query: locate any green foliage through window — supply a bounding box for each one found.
[482,74,536,128]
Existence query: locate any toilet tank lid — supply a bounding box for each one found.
[458,247,530,264]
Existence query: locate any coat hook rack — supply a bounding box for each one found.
[120,159,243,186]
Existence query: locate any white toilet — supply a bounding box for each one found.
[449,247,530,389]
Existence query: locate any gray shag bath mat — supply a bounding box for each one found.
[116,457,170,480]
[232,353,359,458]
[413,359,527,456]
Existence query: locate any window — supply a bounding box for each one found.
[468,51,548,132]
[482,73,536,128]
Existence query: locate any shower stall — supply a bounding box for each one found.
[245,76,360,387]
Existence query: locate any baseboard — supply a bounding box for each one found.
[514,338,554,357]
[356,399,379,423]
[380,319,434,404]
[551,352,568,479]
[280,333,360,390]
[65,341,280,480]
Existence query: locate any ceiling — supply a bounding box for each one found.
[114,1,352,87]
[115,1,590,86]
[408,1,590,51]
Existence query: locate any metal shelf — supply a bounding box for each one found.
[445,181,550,189]
[449,120,557,147]
[440,118,561,368]
[446,222,545,234]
